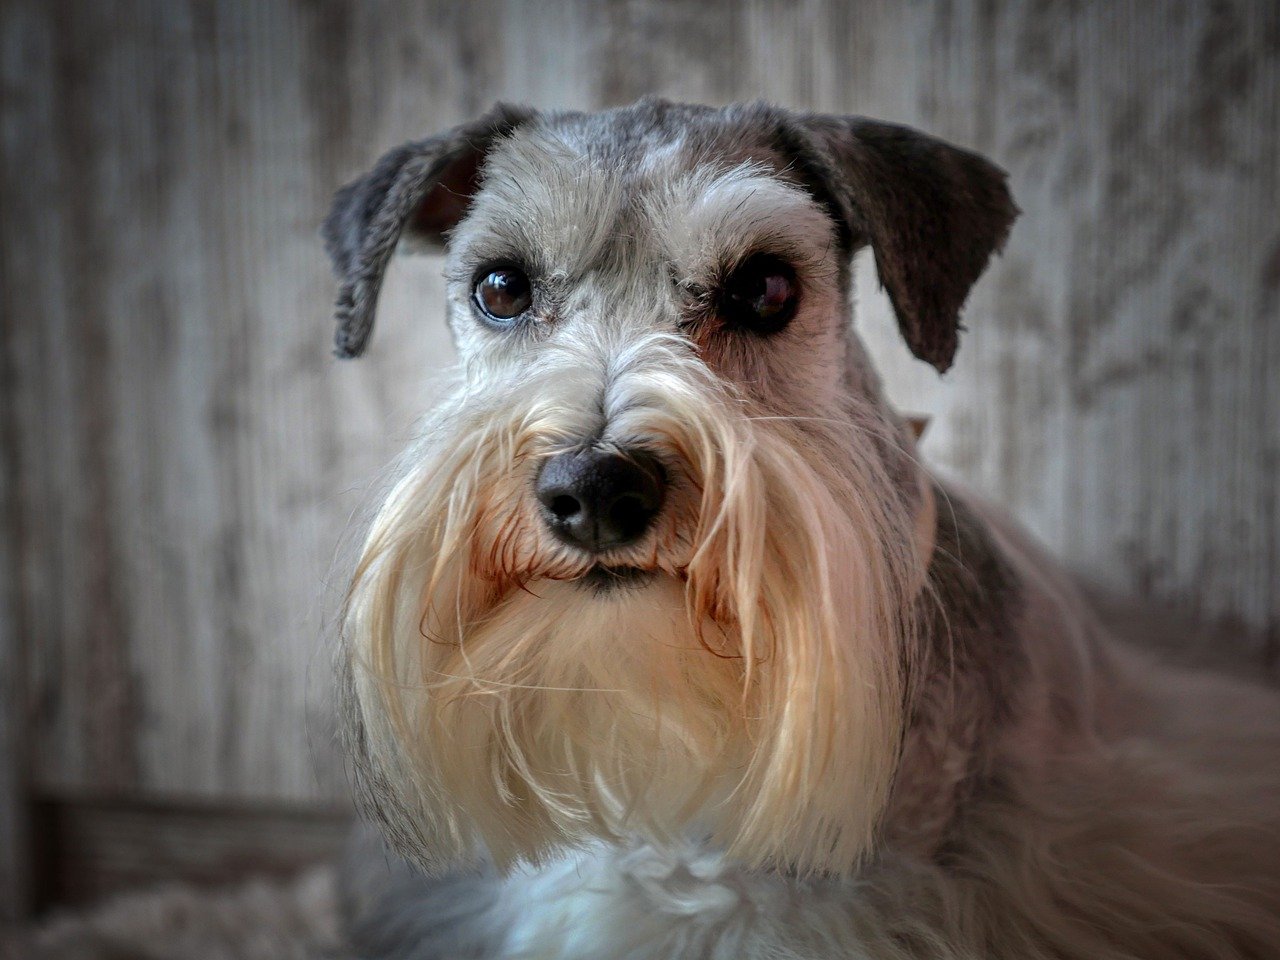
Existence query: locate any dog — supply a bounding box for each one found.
[323,99,1280,959]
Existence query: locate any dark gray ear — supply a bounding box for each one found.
[323,103,535,358]
[797,115,1018,373]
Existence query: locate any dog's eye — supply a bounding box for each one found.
[720,255,798,334]
[474,268,532,322]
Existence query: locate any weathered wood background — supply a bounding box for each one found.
[1,0,1277,916]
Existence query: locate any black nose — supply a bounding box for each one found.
[535,447,666,552]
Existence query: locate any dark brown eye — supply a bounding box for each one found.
[473,267,532,322]
[720,255,798,334]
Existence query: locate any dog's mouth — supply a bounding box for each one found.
[579,564,656,594]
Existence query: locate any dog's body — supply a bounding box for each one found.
[325,100,1280,959]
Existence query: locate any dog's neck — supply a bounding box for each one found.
[881,490,1026,857]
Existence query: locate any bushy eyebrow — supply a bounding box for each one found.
[646,164,840,284]
[445,132,629,283]
[443,148,841,297]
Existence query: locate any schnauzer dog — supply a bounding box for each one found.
[324,99,1280,958]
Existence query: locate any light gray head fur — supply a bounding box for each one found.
[323,97,1016,374]
[325,98,1019,877]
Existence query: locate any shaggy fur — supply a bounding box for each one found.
[324,99,1280,958]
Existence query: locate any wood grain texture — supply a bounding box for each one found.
[0,0,1276,843]
[0,0,49,919]
[0,260,30,920]
[31,797,350,908]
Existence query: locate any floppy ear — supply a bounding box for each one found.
[799,115,1018,373]
[323,103,535,358]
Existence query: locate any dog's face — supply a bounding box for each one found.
[327,100,1015,875]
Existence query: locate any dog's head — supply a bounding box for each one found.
[328,99,1015,875]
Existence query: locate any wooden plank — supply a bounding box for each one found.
[0,295,30,922]
[0,0,51,920]
[0,287,30,923]
[31,796,351,909]
[0,0,458,807]
[0,0,1276,853]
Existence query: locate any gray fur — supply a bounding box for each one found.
[323,103,533,358]
[323,98,1015,369]
[798,114,1019,371]
[339,828,506,960]
[325,100,1280,959]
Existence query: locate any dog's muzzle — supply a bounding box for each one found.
[535,447,666,553]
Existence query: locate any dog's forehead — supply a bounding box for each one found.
[455,103,833,274]
[540,101,782,174]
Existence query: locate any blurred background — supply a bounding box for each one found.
[1,0,1276,924]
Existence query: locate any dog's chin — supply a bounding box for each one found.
[578,563,659,594]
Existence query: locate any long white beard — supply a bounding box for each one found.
[341,332,927,875]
